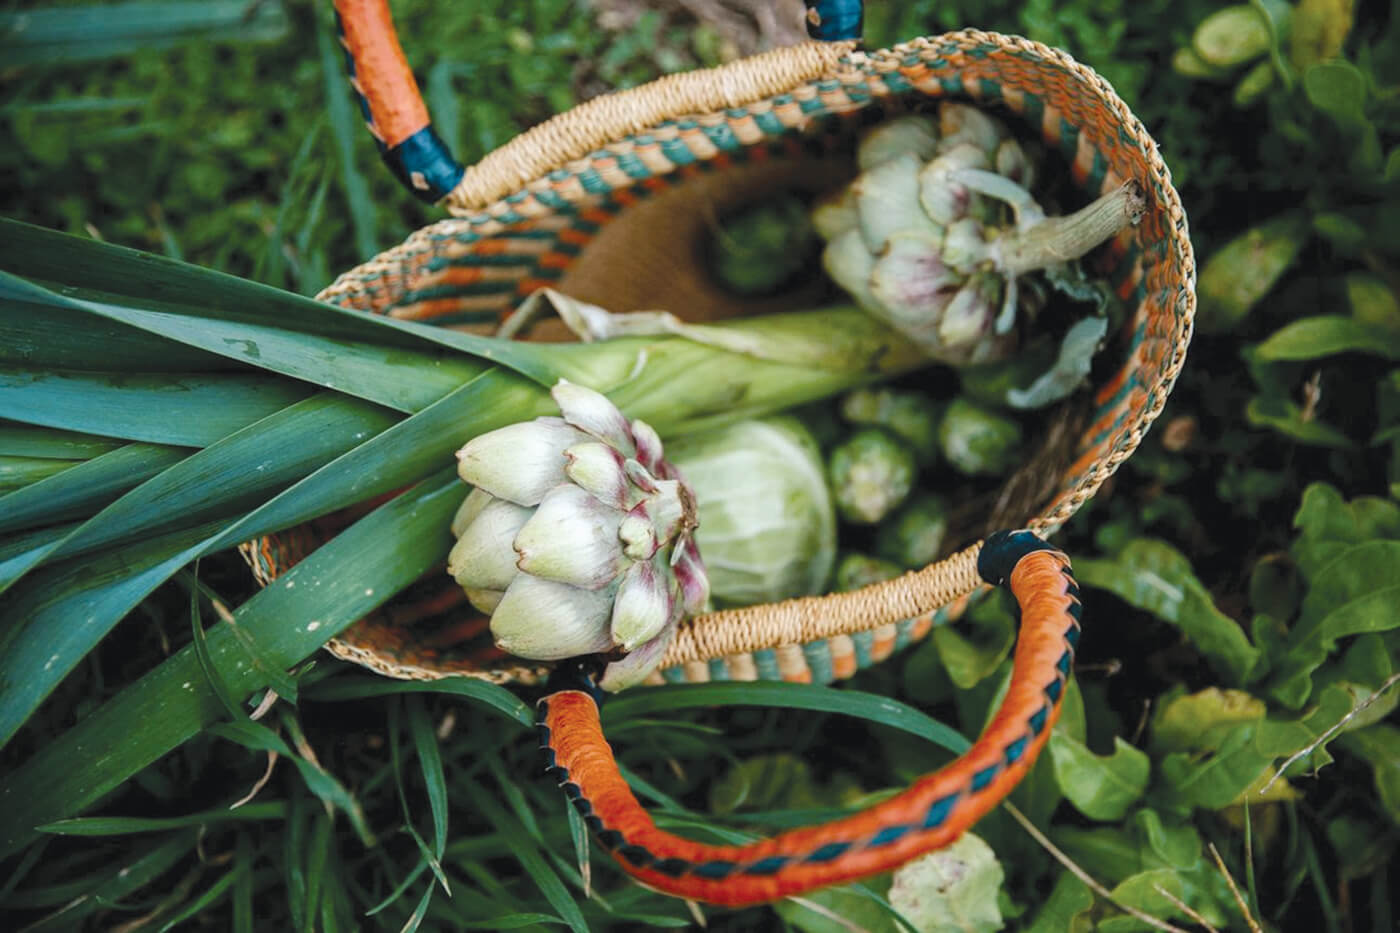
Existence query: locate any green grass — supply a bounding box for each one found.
[3,0,1400,930]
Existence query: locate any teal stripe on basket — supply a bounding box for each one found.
[708,657,730,682]
[701,122,741,152]
[1019,91,1045,132]
[1086,147,1110,195]
[802,641,835,684]
[940,75,966,96]
[659,136,696,166]
[977,78,1003,102]
[753,648,780,681]
[398,281,515,303]
[893,617,917,651]
[752,108,786,136]
[660,665,687,684]
[577,167,610,195]
[852,630,874,669]
[1057,116,1081,166]
[614,150,652,180]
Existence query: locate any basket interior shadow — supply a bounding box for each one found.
[243,32,1193,689]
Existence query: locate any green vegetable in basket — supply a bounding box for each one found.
[817,105,1143,366]
[834,552,905,591]
[709,195,817,297]
[665,417,836,607]
[840,386,944,465]
[828,427,917,525]
[449,380,709,690]
[939,398,1025,476]
[876,493,950,569]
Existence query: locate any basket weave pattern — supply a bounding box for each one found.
[245,30,1193,687]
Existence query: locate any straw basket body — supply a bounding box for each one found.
[243,29,1194,688]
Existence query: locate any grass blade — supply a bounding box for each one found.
[301,676,532,727]
[605,681,972,754]
[0,0,290,66]
[317,22,377,262]
[37,804,286,836]
[0,472,463,855]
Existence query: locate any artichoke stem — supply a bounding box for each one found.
[994,181,1146,277]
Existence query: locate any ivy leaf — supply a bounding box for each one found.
[887,833,1005,933]
[1049,733,1150,821]
[1336,724,1400,825]
[1074,539,1261,684]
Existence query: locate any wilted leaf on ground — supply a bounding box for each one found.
[887,832,1005,933]
[1150,687,1266,754]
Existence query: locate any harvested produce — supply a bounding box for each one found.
[828,426,918,525]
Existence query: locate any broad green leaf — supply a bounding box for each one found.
[776,882,903,933]
[1336,723,1400,824]
[1255,315,1400,362]
[606,681,971,755]
[1268,540,1400,707]
[0,423,122,458]
[933,592,1016,689]
[0,291,225,372]
[1131,810,1203,871]
[1150,687,1266,754]
[887,833,1004,933]
[1346,273,1400,332]
[1195,213,1307,333]
[0,473,462,855]
[1049,733,1150,820]
[1192,4,1273,67]
[1254,682,1358,774]
[1158,725,1272,811]
[1025,871,1094,933]
[1291,483,1400,579]
[1075,538,1261,684]
[1245,395,1358,449]
[0,365,309,445]
[1098,868,1188,933]
[1303,60,1368,125]
[710,753,860,816]
[0,442,188,535]
[0,219,554,386]
[0,524,70,592]
[0,455,74,488]
[43,393,396,565]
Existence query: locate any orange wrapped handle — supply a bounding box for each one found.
[536,530,1081,906]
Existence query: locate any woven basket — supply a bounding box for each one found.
[244,6,1194,690]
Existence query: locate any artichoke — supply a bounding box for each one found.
[818,104,1143,366]
[828,427,917,525]
[448,380,709,690]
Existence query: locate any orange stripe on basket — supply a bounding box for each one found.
[335,0,430,148]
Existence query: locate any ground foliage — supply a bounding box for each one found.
[1,0,1399,930]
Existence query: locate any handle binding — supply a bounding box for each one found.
[537,530,1082,906]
